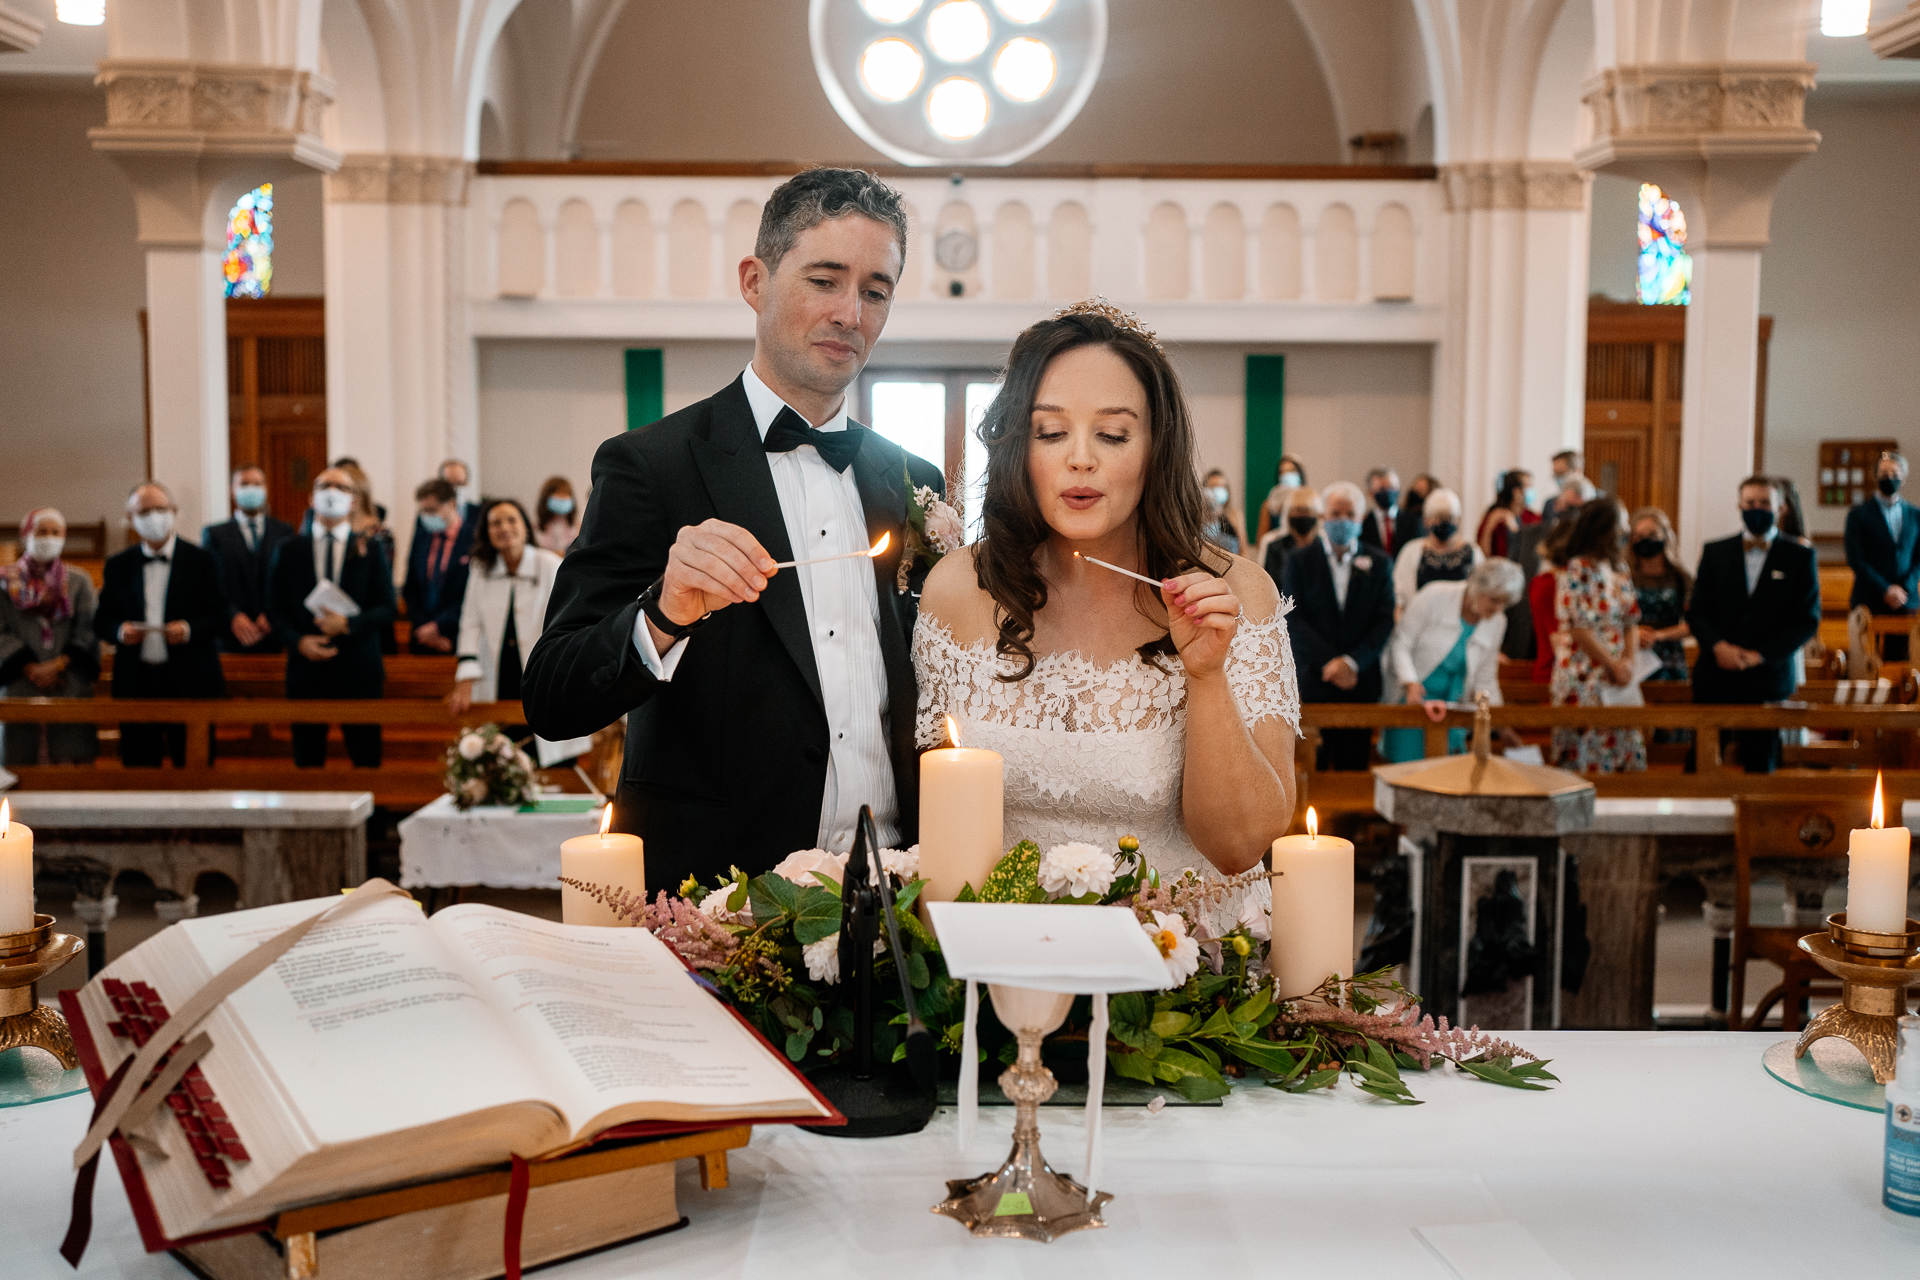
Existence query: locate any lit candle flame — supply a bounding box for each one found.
[599,803,615,837]
[1872,771,1885,831]
[868,532,890,558]
[1306,806,1318,842]
[945,714,961,748]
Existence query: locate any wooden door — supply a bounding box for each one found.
[226,297,326,522]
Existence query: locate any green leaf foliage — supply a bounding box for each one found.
[791,885,843,945]
[978,841,1043,903]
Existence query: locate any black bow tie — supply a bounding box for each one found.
[763,406,867,473]
[145,553,169,563]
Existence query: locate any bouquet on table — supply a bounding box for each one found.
[565,836,1556,1104]
[443,723,538,810]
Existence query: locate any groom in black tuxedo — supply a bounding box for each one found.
[524,169,943,893]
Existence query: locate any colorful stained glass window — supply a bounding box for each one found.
[1636,183,1690,306]
[223,184,274,299]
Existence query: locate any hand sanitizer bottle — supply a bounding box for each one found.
[1889,1014,1920,1217]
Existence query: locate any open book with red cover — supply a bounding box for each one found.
[62,896,843,1253]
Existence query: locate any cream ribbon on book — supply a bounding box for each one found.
[73,879,414,1171]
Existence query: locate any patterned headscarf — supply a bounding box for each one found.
[7,507,73,648]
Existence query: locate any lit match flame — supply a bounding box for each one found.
[945,714,961,748]
[868,532,890,558]
[599,803,615,837]
[1306,806,1318,842]
[1873,771,1885,830]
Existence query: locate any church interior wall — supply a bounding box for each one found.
[569,0,1343,165]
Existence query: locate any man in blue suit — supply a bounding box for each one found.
[1845,450,1920,661]
[402,477,471,655]
[1688,476,1821,774]
[1282,481,1396,770]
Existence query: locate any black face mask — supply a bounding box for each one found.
[1880,475,1902,497]
[1287,515,1317,537]
[1374,487,1398,510]
[1427,520,1458,543]
[1741,507,1776,538]
[1632,537,1665,560]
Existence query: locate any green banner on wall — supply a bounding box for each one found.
[1244,354,1285,537]
[625,348,664,431]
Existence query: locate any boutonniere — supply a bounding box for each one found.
[898,464,965,592]
[1353,555,1373,572]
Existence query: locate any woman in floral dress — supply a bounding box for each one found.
[1548,497,1646,773]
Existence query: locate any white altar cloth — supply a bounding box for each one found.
[6,1032,1916,1278]
[396,794,603,889]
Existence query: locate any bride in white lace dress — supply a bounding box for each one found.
[913,302,1301,906]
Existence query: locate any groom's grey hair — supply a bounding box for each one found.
[755,167,909,275]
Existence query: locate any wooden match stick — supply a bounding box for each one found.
[773,532,890,569]
[1073,551,1164,588]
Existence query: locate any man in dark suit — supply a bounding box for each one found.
[1687,475,1821,774]
[402,477,471,655]
[524,168,941,894]
[268,467,399,768]
[1845,450,1920,662]
[1281,481,1395,770]
[1359,467,1400,557]
[203,464,296,653]
[94,481,227,766]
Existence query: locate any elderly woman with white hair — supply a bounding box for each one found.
[1391,485,1482,617]
[1379,557,1526,763]
[1,507,100,765]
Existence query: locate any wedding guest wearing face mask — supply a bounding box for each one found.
[1,508,100,765]
[95,481,227,767]
[203,464,295,654]
[1845,452,1919,661]
[1282,481,1395,770]
[535,476,580,554]
[1200,469,1247,555]
[1628,507,1692,683]
[1687,475,1820,774]
[1361,467,1401,555]
[268,468,399,768]
[1391,486,1481,617]
[1476,470,1537,559]
[1379,559,1524,764]
[1259,486,1321,584]
[1252,454,1308,543]
[1394,473,1440,552]
[1538,449,1584,522]
[404,478,471,655]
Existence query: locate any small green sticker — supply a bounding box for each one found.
[993,1192,1033,1217]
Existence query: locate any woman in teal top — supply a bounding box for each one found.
[1380,561,1526,764]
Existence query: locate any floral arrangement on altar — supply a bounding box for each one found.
[565,835,1556,1104]
[443,723,538,810]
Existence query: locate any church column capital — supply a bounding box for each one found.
[1439,161,1591,213]
[326,154,473,206]
[89,59,341,172]
[1573,62,1819,247]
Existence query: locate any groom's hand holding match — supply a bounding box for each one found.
[647,519,778,653]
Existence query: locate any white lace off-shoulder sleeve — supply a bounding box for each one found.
[1226,597,1303,739]
[913,615,961,749]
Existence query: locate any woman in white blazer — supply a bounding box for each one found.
[1379,559,1525,763]
[447,499,589,763]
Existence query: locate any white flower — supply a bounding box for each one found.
[1143,910,1201,988]
[458,734,485,761]
[1038,842,1116,899]
[460,778,488,803]
[771,848,850,887]
[1237,887,1272,943]
[496,740,515,760]
[698,887,744,919]
[803,933,841,984]
[879,846,919,880]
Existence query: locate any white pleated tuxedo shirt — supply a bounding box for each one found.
[633,363,899,851]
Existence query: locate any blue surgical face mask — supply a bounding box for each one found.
[419,512,449,534]
[1523,487,1538,508]
[1277,471,1302,489]
[1324,517,1360,546]
[547,496,575,516]
[234,484,267,512]
[1208,485,1230,507]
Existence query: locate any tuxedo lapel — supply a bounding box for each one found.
[849,430,914,688]
[688,380,823,709]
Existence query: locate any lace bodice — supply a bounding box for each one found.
[912,605,1301,898]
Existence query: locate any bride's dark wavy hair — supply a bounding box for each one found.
[973,308,1223,680]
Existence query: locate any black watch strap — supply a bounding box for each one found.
[641,581,708,640]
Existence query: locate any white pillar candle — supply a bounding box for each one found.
[918,716,1004,907]
[1848,773,1912,936]
[0,801,33,934]
[1267,808,1355,999]
[560,804,646,927]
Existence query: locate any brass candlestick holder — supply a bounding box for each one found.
[1794,912,1920,1084]
[932,986,1111,1242]
[0,913,85,1068]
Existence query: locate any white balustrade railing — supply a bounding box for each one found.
[468,173,1445,344]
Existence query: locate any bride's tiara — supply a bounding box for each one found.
[1052,297,1163,354]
